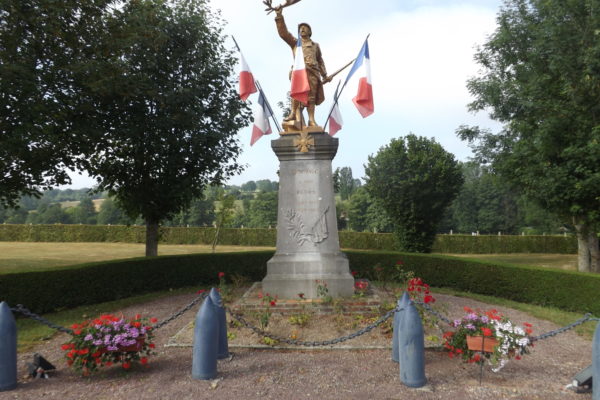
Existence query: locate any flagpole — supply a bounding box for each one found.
[256,80,282,134]
[321,34,370,128]
[231,35,241,52]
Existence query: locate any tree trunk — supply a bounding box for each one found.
[574,220,591,272]
[588,230,600,273]
[146,219,159,257]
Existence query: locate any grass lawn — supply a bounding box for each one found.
[0,242,274,274]
[440,253,577,271]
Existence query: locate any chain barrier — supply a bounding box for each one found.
[8,294,600,346]
[416,302,600,343]
[225,305,401,347]
[151,292,208,331]
[9,304,73,334]
[8,292,208,336]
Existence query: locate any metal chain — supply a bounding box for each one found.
[530,313,595,342]
[10,304,73,334]
[152,292,208,330]
[9,292,208,336]
[417,301,454,326]
[225,305,401,347]
[416,303,600,343]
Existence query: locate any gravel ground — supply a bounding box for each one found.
[1,291,593,400]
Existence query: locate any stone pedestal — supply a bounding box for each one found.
[262,131,354,299]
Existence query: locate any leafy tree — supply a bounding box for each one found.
[28,202,71,224]
[82,0,251,256]
[97,198,131,225]
[212,189,237,252]
[347,187,393,233]
[445,162,520,234]
[255,179,278,193]
[365,134,463,252]
[245,191,278,228]
[458,0,600,271]
[333,167,360,201]
[0,0,115,207]
[241,181,257,192]
[68,197,98,225]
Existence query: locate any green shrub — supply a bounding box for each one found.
[2,250,598,317]
[0,224,577,253]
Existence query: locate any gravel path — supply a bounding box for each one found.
[2,291,594,400]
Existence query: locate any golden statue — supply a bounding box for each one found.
[265,0,331,132]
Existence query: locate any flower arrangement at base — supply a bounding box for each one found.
[443,307,534,371]
[61,313,157,375]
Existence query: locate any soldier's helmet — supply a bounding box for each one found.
[298,22,312,37]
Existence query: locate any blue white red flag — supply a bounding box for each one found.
[290,35,310,105]
[251,90,273,146]
[328,86,343,136]
[345,39,374,118]
[238,52,257,101]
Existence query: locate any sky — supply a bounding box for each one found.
[65,0,504,189]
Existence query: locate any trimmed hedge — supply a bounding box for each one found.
[1,250,598,316]
[0,252,273,315]
[0,224,578,253]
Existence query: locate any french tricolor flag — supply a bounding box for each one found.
[239,52,257,101]
[346,39,374,118]
[290,36,310,105]
[250,90,273,146]
[328,86,343,136]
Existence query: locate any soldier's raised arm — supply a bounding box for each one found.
[275,7,296,49]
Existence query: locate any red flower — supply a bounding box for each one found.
[396,260,404,265]
[351,271,358,276]
[481,327,493,337]
[140,357,148,365]
[73,329,81,335]
[122,362,131,370]
[270,300,276,307]
[150,317,158,323]
[515,355,522,360]
[424,295,434,304]
[149,343,156,349]
[297,293,305,299]
[218,272,225,279]
[61,344,71,351]
[133,321,141,328]
[135,314,141,320]
[196,289,205,294]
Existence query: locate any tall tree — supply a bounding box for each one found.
[246,191,278,228]
[333,167,360,201]
[365,134,463,252]
[0,0,115,207]
[458,0,600,271]
[83,0,251,256]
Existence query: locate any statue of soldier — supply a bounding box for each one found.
[274,6,331,128]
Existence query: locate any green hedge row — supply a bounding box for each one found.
[1,250,598,316]
[0,252,273,315]
[0,224,577,253]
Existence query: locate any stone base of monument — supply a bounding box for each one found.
[230,282,383,316]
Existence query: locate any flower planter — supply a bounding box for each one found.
[466,335,498,353]
[99,338,145,354]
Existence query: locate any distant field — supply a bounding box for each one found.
[441,253,577,271]
[0,242,274,274]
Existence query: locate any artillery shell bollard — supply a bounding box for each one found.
[192,294,219,380]
[593,320,600,400]
[0,302,17,391]
[398,300,427,388]
[208,288,230,359]
[392,291,410,363]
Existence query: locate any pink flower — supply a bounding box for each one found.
[218,272,225,279]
